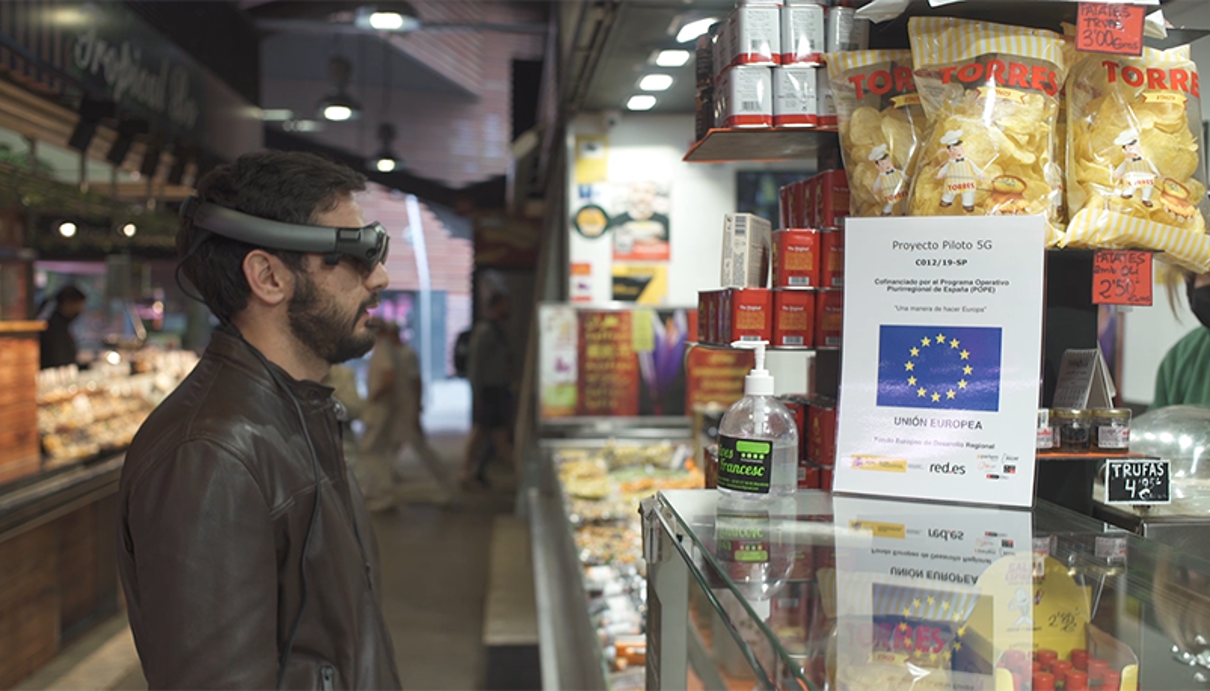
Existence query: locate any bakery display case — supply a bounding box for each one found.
[644,489,1210,691]
[35,350,197,469]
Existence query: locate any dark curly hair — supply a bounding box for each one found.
[178,150,367,323]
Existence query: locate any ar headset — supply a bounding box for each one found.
[178,196,388,688]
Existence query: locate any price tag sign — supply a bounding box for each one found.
[1077,3,1146,56]
[1105,458,1171,505]
[1092,250,1152,306]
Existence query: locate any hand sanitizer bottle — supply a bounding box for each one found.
[717,340,798,500]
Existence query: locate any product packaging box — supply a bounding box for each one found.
[780,2,825,66]
[728,4,780,67]
[773,289,816,348]
[717,66,773,129]
[726,288,773,344]
[816,67,838,128]
[820,228,844,288]
[825,5,870,54]
[772,65,819,128]
[815,290,843,348]
[773,228,821,288]
[807,398,837,466]
[814,170,849,229]
[721,212,773,288]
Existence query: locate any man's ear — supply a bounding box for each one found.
[243,250,294,308]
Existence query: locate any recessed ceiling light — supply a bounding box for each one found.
[58,222,77,238]
[120,223,137,237]
[655,50,692,68]
[322,104,355,122]
[627,95,657,111]
[676,17,718,44]
[639,74,674,92]
[369,12,405,30]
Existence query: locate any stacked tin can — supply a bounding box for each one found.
[704,0,868,132]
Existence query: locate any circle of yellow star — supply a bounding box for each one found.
[902,607,911,617]
[913,598,922,609]
[908,376,917,386]
[910,347,920,357]
[905,361,915,371]
[960,349,970,360]
[963,365,973,375]
[946,389,956,400]
[957,625,968,638]
[953,641,963,652]
[927,595,936,606]
[936,333,947,344]
[950,339,960,349]
[899,621,909,632]
[917,387,927,397]
[941,600,951,611]
[921,337,931,347]
[931,392,941,402]
[958,379,968,389]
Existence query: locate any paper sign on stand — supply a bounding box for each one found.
[833,217,1046,508]
[1052,348,1116,409]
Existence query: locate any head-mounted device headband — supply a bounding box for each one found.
[180,195,389,268]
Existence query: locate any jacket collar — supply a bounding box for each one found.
[206,325,336,406]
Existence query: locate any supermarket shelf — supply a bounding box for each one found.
[0,320,45,333]
[684,128,838,164]
[690,342,838,352]
[1037,450,1147,463]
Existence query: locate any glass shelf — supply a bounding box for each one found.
[644,489,1210,690]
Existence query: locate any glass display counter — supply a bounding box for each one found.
[643,490,1210,690]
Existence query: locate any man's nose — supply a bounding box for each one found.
[367,262,389,291]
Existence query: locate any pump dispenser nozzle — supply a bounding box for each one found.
[730,340,774,396]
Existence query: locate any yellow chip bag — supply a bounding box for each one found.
[907,17,1069,244]
[827,50,926,217]
[1065,46,1210,272]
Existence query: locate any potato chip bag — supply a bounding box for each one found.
[907,17,1069,244]
[1065,45,1210,272]
[827,50,926,217]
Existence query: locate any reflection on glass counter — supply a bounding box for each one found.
[644,490,1210,691]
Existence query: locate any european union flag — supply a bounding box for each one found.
[876,325,1002,412]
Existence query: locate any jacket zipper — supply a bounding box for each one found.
[320,665,335,691]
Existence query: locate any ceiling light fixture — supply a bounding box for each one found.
[58,221,77,238]
[353,4,422,33]
[368,39,402,173]
[120,223,137,238]
[676,17,719,44]
[655,49,692,68]
[283,119,325,133]
[627,95,657,111]
[316,55,363,121]
[639,74,674,92]
[372,124,401,172]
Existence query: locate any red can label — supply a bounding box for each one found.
[820,229,844,288]
[774,289,816,348]
[814,169,850,229]
[773,229,821,288]
[807,401,837,466]
[728,288,772,343]
[815,290,843,348]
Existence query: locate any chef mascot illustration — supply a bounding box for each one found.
[936,129,987,213]
[869,143,909,216]
[1112,129,1160,208]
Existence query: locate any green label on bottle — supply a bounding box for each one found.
[717,434,772,494]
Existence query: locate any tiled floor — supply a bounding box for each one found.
[17,431,519,691]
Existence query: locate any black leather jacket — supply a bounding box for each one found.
[116,327,402,690]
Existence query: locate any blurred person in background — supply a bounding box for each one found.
[39,285,87,369]
[116,151,400,689]
[1155,271,1210,408]
[363,320,455,507]
[460,292,514,487]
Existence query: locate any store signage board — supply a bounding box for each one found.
[833,216,1045,508]
[1077,2,1146,56]
[1052,348,1116,409]
[1105,458,1171,505]
[1092,250,1152,306]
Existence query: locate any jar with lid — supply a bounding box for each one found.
[1092,408,1131,452]
[1053,409,1092,452]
